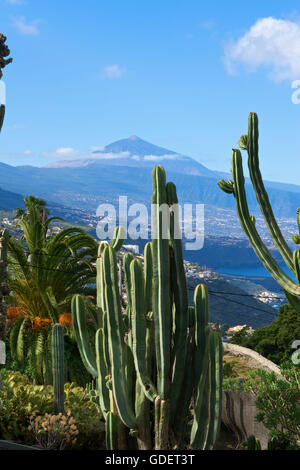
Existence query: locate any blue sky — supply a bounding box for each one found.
[0,0,300,184]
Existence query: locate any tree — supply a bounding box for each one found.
[230,325,251,345]
[7,196,98,384]
[242,304,300,364]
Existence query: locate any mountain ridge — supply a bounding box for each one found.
[0,136,298,218]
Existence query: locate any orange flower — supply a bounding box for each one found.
[59,313,73,327]
[7,306,27,320]
[31,317,52,330]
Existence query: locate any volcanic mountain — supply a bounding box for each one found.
[0,136,298,218]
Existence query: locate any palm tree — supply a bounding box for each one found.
[8,196,98,384]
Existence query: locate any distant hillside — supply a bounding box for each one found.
[0,136,299,218]
[187,275,277,329]
[0,186,24,211]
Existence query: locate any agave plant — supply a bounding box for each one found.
[7,196,98,384]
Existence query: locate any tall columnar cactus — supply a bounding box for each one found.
[51,323,65,414]
[72,165,223,450]
[218,113,300,311]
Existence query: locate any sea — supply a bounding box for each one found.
[214,265,295,279]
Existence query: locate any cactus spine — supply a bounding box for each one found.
[218,113,300,308]
[72,165,223,450]
[52,323,65,414]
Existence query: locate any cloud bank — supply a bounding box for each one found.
[224,17,300,82]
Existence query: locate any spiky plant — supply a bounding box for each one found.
[7,196,98,384]
[218,112,300,311]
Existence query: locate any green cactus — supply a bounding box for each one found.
[72,166,223,450]
[51,323,65,414]
[218,113,300,310]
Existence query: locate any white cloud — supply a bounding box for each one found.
[143,154,182,162]
[93,151,130,160]
[224,17,300,82]
[42,147,80,159]
[12,16,41,36]
[90,145,105,152]
[101,65,125,79]
[6,0,24,5]
[43,147,132,161]
[23,149,32,155]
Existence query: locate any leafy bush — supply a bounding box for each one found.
[0,370,105,449]
[237,305,300,365]
[243,362,300,449]
[29,411,79,450]
[222,361,237,378]
[230,325,252,345]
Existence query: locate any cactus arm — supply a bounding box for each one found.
[135,379,152,450]
[111,226,125,251]
[172,331,194,447]
[71,295,98,377]
[152,165,171,400]
[96,243,106,314]
[130,258,157,402]
[154,396,161,449]
[95,328,110,418]
[123,252,134,308]
[102,311,111,372]
[135,316,154,449]
[294,249,300,283]
[52,324,65,414]
[106,412,118,450]
[246,113,294,273]
[204,332,223,450]
[157,399,169,450]
[103,246,137,429]
[166,182,189,423]
[125,342,136,413]
[190,341,210,450]
[231,150,300,296]
[144,242,153,314]
[193,284,209,389]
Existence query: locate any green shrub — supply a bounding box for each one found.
[243,362,300,449]
[0,370,105,449]
[222,361,237,378]
[241,305,300,365]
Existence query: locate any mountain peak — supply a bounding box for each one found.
[94,135,178,158]
[44,136,221,178]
